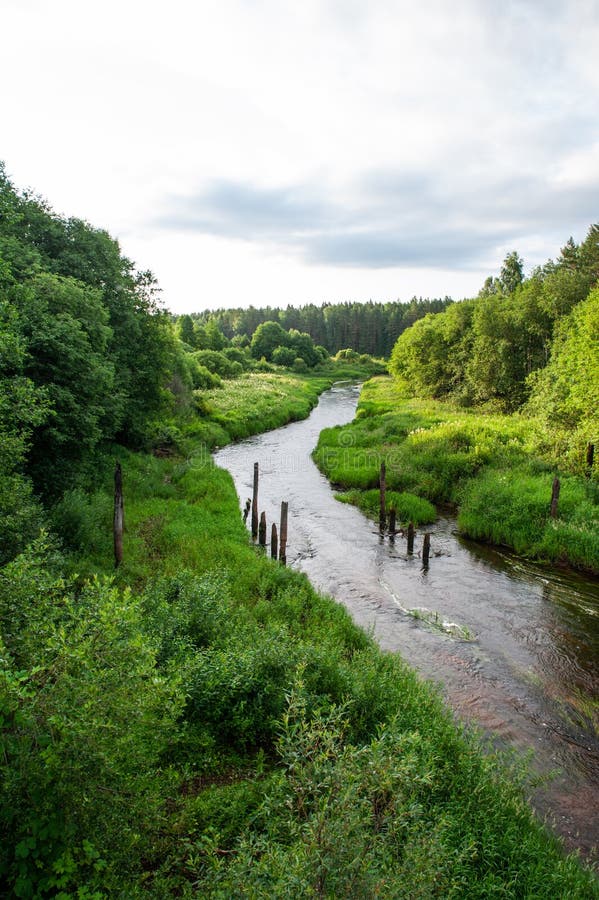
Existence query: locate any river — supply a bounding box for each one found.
[214,382,599,859]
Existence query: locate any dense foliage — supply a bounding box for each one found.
[184,296,452,357]
[0,163,179,562]
[389,226,599,416]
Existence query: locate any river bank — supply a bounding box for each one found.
[313,376,599,575]
[4,377,597,895]
[217,382,599,863]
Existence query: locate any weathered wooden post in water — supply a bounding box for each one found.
[587,444,595,478]
[271,523,278,560]
[243,498,251,524]
[259,511,267,547]
[407,522,415,554]
[251,463,259,540]
[280,501,288,566]
[379,461,386,532]
[422,533,431,567]
[550,476,560,518]
[114,461,124,568]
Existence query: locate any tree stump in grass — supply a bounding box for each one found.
[280,501,288,566]
[550,477,560,518]
[259,511,267,546]
[114,461,124,568]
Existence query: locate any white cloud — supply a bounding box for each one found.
[1,0,598,311]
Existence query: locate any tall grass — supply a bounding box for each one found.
[314,376,599,572]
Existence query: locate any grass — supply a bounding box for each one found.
[5,371,598,896]
[157,360,383,453]
[335,488,436,526]
[54,442,597,896]
[314,377,599,573]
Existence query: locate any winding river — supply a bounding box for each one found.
[214,383,599,859]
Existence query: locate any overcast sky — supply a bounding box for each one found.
[2,0,598,312]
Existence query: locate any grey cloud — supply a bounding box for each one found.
[155,167,598,271]
[160,180,332,240]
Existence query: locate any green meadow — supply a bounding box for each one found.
[314,377,599,573]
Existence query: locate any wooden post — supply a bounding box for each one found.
[251,463,259,540]
[243,498,251,524]
[422,533,431,567]
[114,461,124,569]
[388,507,396,538]
[259,511,267,546]
[407,521,415,554]
[280,501,288,566]
[379,461,386,532]
[586,443,595,477]
[271,523,278,560]
[550,476,560,518]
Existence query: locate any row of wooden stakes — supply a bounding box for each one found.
[378,461,432,565]
[244,462,288,564]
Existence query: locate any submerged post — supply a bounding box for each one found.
[407,521,415,554]
[379,460,386,532]
[422,533,431,567]
[586,443,595,477]
[550,476,560,518]
[251,462,259,540]
[388,507,396,538]
[271,523,278,560]
[280,501,289,566]
[114,461,124,569]
[259,511,267,547]
[243,498,251,524]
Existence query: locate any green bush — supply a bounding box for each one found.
[292,357,309,373]
[271,345,296,367]
[193,350,242,379]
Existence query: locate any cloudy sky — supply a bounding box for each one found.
[2,0,598,312]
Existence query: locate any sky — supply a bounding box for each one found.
[2,0,599,313]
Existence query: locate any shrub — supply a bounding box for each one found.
[193,350,242,379]
[292,357,309,374]
[272,346,297,367]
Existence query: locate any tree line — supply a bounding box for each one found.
[184,296,452,357]
[389,225,599,450]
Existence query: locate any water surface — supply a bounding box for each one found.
[215,383,599,858]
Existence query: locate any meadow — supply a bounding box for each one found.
[3,373,598,896]
[314,377,599,573]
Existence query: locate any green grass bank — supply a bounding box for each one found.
[314,377,599,574]
[1,374,597,897]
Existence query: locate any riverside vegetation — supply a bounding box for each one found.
[1,168,598,895]
[315,228,599,574]
[4,401,598,897]
[314,376,599,573]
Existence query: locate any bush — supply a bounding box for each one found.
[292,357,309,374]
[272,346,297,367]
[193,350,242,379]
[191,362,222,390]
